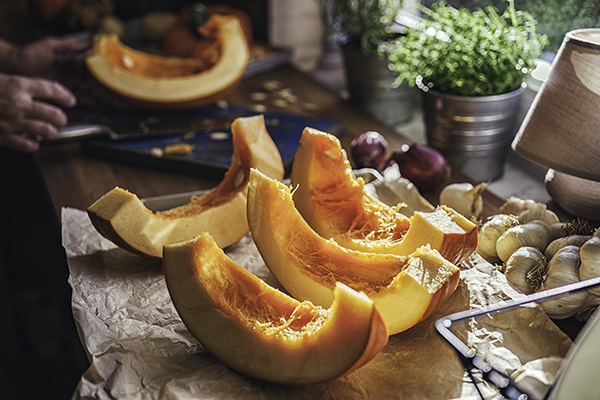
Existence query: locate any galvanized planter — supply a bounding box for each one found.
[340,36,415,125]
[422,87,525,182]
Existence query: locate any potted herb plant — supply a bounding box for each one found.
[387,0,548,182]
[325,0,415,125]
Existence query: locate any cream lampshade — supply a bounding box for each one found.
[512,29,600,221]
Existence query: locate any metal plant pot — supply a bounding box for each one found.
[422,87,525,182]
[340,36,415,125]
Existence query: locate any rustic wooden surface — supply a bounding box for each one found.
[36,63,505,218]
[33,62,585,348]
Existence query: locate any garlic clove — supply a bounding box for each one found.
[498,196,536,215]
[539,245,589,319]
[549,223,564,241]
[477,213,520,264]
[439,181,488,220]
[496,220,553,263]
[544,235,592,260]
[365,163,435,217]
[505,246,546,294]
[517,202,560,226]
[574,296,600,320]
[579,232,600,297]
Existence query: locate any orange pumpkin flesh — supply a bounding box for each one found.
[163,5,254,59]
[85,14,249,109]
[87,115,284,259]
[248,169,460,335]
[162,232,388,385]
[290,127,478,265]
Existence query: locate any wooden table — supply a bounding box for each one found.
[30,63,587,390]
[37,64,592,341]
[36,63,505,218]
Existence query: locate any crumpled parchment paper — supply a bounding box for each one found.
[361,164,436,217]
[63,207,572,400]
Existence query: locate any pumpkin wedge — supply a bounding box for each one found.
[163,232,388,385]
[290,127,478,265]
[85,14,249,108]
[87,115,284,259]
[248,169,460,335]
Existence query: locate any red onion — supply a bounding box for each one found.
[350,131,389,171]
[386,143,450,191]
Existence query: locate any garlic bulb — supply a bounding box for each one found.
[496,220,553,263]
[439,182,489,219]
[539,245,589,319]
[544,235,592,260]
[578,230,600,296]
[505,246,546,294]
[366,163,435,217]
[549,223,564,241]
[477,213,520,264]
[498,196,536,215]
[517,202,560,226]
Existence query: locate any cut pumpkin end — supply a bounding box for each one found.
[85,14,249,109]
[290,127,478,265]
[248,168,461,335]
[163,232,388,385]
[87,115,284,259]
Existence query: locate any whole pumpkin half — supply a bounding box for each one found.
[247,169,461,335]
[85,14,249,108]
[163,232,388,385]
[290,127,478,265]
[87,115,284,259]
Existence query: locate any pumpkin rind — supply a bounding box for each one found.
[247,169,460,335]
[87,115,284,259]
[163,232,388,384]
[290,127,478,265]
[85,14,249,108]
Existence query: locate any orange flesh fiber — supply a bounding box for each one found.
[195,236,332,339]
[248,169,461,334]
[306,132,410,244]
[164,231,389,384]
[157,120,252,218]
[271,177,408,293]
[292,128,477,264]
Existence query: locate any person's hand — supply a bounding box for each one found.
[0,73,76,152]
[8,36,90,77]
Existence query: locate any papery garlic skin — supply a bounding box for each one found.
[498,197,536,215]
[496,220,553,263]
[517,203,560,226]
[439,182,488,220]
[539,245,589,319]
[549,223,564,241]
[544,235,592,260]
[505,246,546,294]
[477,214,520,264]
[365,164,435,217]
[579,230,600,297]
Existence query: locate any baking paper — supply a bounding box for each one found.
[63,207,572,400]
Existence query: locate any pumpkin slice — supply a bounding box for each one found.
[290,127,478,265]
[163,232,388,385]
[87,115,284,259]
[248,169,460,335]
[85,14,249,108]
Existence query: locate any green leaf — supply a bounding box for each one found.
[387,0,548,96]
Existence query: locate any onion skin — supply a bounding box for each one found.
[386,144,450,191]
[350,131,389,171]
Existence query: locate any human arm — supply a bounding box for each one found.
[0,36,89,76]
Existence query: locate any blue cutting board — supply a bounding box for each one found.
[80,104,342,180]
